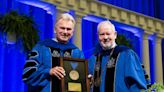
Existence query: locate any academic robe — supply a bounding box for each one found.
[88,45,147,92]
[23,39,84,92]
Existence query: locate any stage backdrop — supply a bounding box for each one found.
[98,0,164,20]
[0,0,164,92]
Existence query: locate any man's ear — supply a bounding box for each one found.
[54,28,57,33]
[54,26,57,33]
[114,32,117,39]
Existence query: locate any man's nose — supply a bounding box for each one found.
[63,29,68,33]
[104,34,108,39]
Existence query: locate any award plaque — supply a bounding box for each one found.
[51,57,90,92]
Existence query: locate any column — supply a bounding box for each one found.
[73,12,85,50]
[142,33,151,78]
[155,36,163,84]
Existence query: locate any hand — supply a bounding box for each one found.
[50,66,66,80]
[88,74,93,79]
[88,74,94,85]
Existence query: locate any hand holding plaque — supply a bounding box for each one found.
[51,57,90,92]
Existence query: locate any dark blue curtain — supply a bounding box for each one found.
[0,0,56,92]
[82,18,98,58]
[0,38,27,92]
[98,0,164,20]
[154,0,164,20]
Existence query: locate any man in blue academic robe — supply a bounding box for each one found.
[88,20,147,92]
[22,13,84,92]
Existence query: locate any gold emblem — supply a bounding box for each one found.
[69,70,79,80]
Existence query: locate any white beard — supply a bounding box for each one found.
[101,41,116,50]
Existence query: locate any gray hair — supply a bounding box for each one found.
[97,20,116,33]
[55,13,75,27]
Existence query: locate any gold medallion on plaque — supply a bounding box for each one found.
[69,70,79,80]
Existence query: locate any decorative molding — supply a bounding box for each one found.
[100,5,108,16]
[156,37,162,43]
[129,13,137,25]
[90,2,98,13]
[79,0,87,10]
[110,8,118,20]
[138,16,145,27]
[120,11,128,22]
[147,19,154,29]
[55,0,62,4]
[155,22,162,32]
[44,0,164,37]
[67,0,75,7]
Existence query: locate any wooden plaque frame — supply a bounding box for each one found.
[51,57,90,92]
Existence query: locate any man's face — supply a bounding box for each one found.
[55,19,74,43]
[98,24,117,49]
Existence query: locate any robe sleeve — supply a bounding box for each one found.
[22,44,51,87]
[88,56,96,75]
[124,49,147,91]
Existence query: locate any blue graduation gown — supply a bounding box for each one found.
[88,45,147,92]
[23,39,84,92]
